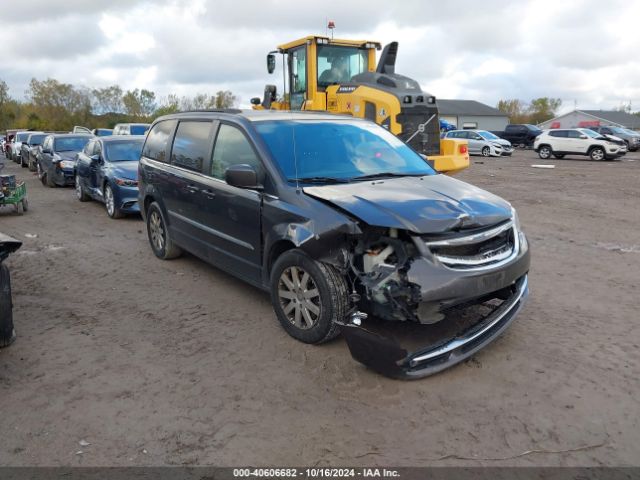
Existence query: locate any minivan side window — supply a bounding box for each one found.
[210,124,262,180]
[171,121,214,172]
[143,120,177,163]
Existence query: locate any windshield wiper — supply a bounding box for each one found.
[290,176,351,184]
[349,172,426,181]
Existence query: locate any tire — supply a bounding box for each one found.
[28,156,36,171]
[553,154,565,159]
[146,202,182,259]
[20,156,27,168]
[589,147,605,161]
[46,169,55,187]
[270,249,348,344]
[481,146,491,157]
[0,264,16,348]
[76,175,90,202]
[38,164,47,186]
[104,184,123,218]
[21,198,28,212]
[538,145,552,159]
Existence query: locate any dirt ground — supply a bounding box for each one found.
[0,147,638,467]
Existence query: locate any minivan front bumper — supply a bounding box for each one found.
[342,274,529,379]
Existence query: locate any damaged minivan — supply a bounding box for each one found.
[138,110,530,379]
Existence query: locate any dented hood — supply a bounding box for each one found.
[303,175,512,234]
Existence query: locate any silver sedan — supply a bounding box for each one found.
[444,129,513,157]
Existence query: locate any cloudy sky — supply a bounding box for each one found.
[2,0,639,113]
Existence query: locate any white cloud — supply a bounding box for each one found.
[0,0,639,111]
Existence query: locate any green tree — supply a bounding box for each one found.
[123,88,156,118]
[92,85,123,114]
[154,94,181,116]
[214,90,237,108]
[527,97,562,125]
[0,79,10,131]
[496,99,527,123]
[26,78,92,130]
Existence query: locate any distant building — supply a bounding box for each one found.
[437,99,509,131]
[538,109,640,130]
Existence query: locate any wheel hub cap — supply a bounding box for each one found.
[278,266,321,330]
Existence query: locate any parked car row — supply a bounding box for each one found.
[1,123,149,167]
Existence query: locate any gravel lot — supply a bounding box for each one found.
[0,148,638,467]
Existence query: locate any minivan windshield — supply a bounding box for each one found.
[255,120,436,183]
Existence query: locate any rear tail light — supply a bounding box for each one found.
[459,144,468,154]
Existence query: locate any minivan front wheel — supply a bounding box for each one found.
[270,250,348,344]
[146,202,182,259]
[538,145,552,159]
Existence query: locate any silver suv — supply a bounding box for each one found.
[534,128,623,161]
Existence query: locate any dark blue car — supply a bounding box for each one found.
[75,136,144,218]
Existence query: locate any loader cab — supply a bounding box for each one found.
[261,36,380,111]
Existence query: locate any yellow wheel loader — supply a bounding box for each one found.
[251,35,469,174]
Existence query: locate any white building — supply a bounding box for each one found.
[539,109,640,131]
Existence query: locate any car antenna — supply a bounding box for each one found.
[291,118,300,192]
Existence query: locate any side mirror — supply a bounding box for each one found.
[90,154,101,162]
[42,148,51,154]
[225,164,261,189]
[250,97,261,106]
[267,53,276,74]
[579,134,588,139]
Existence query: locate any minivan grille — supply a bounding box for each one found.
[424,221,518,270]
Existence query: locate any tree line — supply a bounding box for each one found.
[0,78,237,132]
[496,97,640,124]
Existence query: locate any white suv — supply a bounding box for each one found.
[534,128,623,161]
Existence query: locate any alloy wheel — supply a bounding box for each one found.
[75,176,83,200]
[482,146,490,157]
[278,266,321,330]
[149,210,165,251]
[105,186,115,216]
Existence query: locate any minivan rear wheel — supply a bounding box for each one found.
[146,202,182,259]
[270,249,348,344]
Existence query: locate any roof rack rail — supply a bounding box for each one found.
[182,109,242,114]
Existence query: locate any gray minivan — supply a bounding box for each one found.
[137,109,530,379]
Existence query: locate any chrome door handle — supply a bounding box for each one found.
[186,185,199,193]
[202,189,216,199]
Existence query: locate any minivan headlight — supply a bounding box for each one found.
[511,206,521,232]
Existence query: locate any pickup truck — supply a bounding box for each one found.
[492,124,543,147]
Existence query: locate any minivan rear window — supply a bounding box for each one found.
[171,121,213,172]
[143,120,177,163]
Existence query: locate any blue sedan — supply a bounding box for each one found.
[75,136,144,218]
